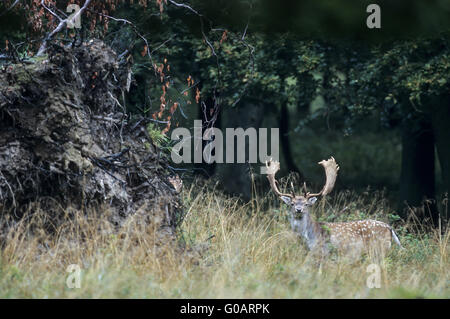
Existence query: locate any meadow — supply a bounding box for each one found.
[0,180,448,298]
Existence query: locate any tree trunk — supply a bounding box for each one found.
[280,104,305,181]
[215,101,264,201]
[430,95,450,221]
[399,115,438,224]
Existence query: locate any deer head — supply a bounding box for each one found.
[266,157,339,216]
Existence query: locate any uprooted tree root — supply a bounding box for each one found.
[0,40,182,244]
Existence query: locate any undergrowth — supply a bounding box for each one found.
[0,180,448,298]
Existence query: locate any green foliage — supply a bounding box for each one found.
[346,36,450,124]
[193,33,325,112]
[146,123,171,153]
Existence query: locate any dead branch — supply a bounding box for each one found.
[37,0,93,56]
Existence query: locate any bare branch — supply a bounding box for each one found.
[40,0,63,22]
[167,0,200,16]
[87,10,156,75]
[0,0,20,18]
[151,36,175,55]
[37,0,93,56]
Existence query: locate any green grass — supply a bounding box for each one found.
[0,181,448,298]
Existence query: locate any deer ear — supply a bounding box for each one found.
[308,197,318,205]
[280,196,292,205]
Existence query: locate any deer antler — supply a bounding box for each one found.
[306,157,339,199]
[265,159,294,199]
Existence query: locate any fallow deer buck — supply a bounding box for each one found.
[266,157,402,259]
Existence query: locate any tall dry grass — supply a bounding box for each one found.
[0,180,448,298]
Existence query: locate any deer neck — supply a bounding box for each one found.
[290,209,322,250]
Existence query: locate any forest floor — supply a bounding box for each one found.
[0,180,448,298]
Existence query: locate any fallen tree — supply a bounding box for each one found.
[0,40,182,241]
